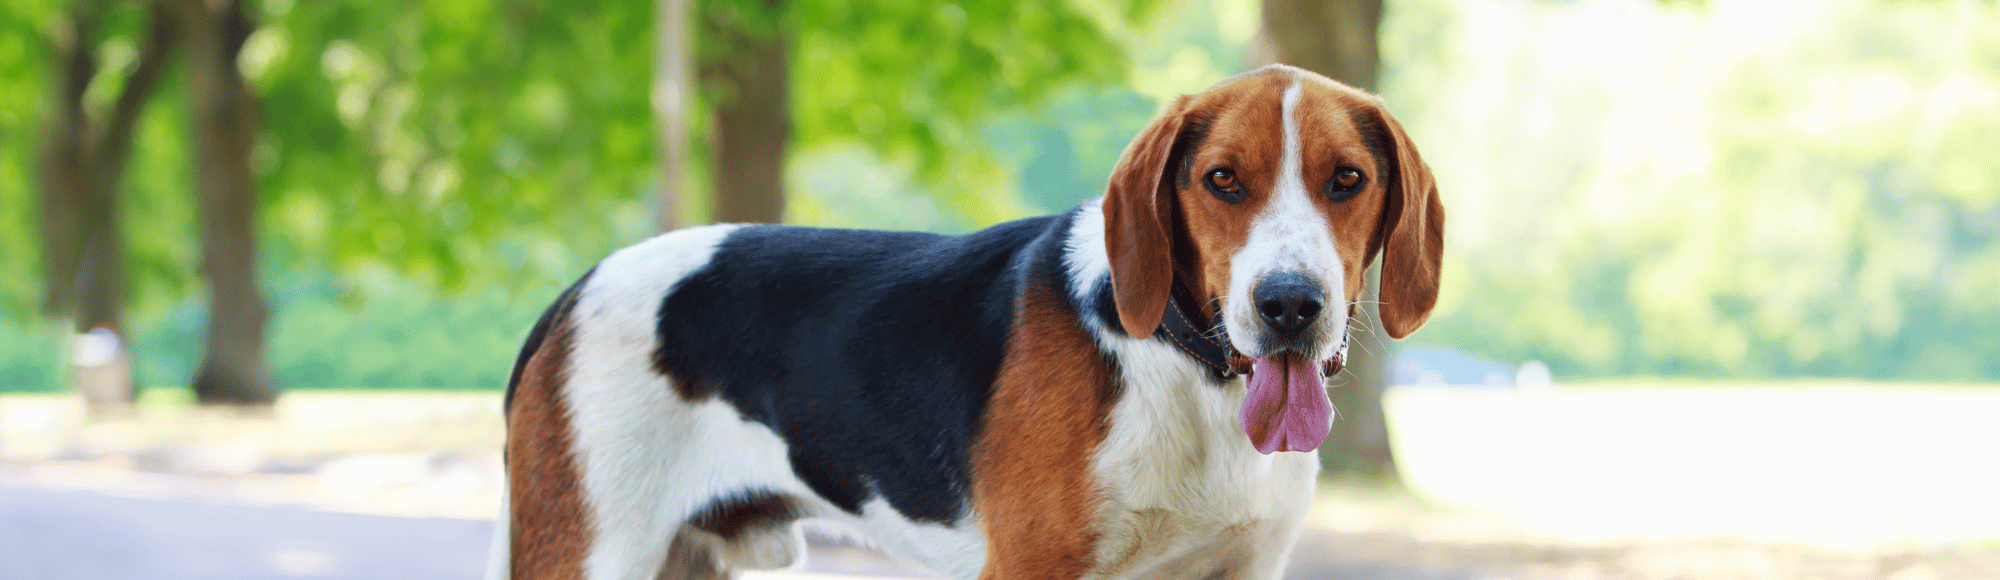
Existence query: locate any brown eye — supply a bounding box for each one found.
[1205,168,1244,202]
[1207,169,1237,191]
[1335,169,1362,188]
[1326,167,1366,201]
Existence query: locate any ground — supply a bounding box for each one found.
[1,390,1995,579]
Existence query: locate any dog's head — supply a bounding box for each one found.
[1101,64,1444,453]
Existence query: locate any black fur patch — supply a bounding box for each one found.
[1088,276,1122,338]
[652,213,1072,523]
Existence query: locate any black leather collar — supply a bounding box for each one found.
[1154,296,1246,380]
[1153,299,1356,381]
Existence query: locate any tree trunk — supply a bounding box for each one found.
[701,0,788,225]
[653,0,693,231]
[1326,274,1396,476]
[71,139,133,411]
[1255,0,1399,479]
[1255,0,1384,92]
[39,2,178,413]
[37,6,94,319]
[180,0,274,405]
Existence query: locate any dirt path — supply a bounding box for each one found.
[8,463,1994,580]
[1288,528,2000,580]
[4,392,1996,579]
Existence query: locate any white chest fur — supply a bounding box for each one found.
[1064,202,1320,579]
[1085,336,1320,579]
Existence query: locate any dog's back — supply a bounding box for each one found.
[498,218,1064,579]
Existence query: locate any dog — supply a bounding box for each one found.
[491,64,1443,580]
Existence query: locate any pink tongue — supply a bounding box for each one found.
[1239,353,1333,454]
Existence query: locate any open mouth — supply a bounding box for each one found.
[1190,290,1349,454]
[1235,349,1338,455]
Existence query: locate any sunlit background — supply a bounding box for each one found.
[2,0,1998,578]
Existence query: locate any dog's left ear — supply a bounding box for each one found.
[1371,103,1445,340]
[1102,96,1192,338]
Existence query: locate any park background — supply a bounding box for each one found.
[2,0,1999,578]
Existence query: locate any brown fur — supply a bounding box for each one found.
[1102,95,1191,337]
[507,315,591,579]
[659,368,710,402]
[1368,103,1444,338]
[687,492,797,539]
[972,282,1122,579]
[1108,66,1442,339]
[1172,73,1292,310]
[659,532,727,580]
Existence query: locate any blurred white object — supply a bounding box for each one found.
[71,326,134,415]
[1515,360,1553,394]
[72,327,122,366]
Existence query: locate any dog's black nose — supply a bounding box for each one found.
[1255,272,1324,337]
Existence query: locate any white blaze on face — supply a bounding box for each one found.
[1223,76,1347,361]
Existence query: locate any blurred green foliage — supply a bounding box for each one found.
[3,0,1997,392]
[0,0,1163,391]
[1386,0,2000,380]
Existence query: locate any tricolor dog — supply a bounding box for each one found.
[494,64,1444,580]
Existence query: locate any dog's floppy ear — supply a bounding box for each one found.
[1102,96,1192,338]
[1373,105,1445,339]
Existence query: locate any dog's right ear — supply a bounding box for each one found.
[1102,96,1192,338]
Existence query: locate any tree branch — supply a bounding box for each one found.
[93,0,178,187]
